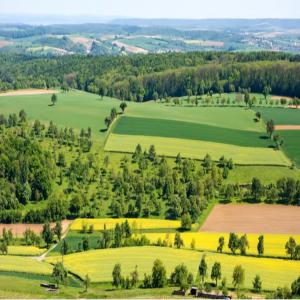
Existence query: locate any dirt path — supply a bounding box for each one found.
[0,89,58,97]
[200,204,300,234]
[275,125,300,130]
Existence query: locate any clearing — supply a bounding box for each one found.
[200,204,300,234]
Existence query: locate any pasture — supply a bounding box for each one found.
[105,134,290,166]
[70,218,181,231]
[46,246,300,290]
[140,232,299,258]
[201,204,300,234]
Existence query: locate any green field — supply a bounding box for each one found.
[113,116,270,148]
[226,165,300,184]
[255,107,300,125]
[47,246,300,291]
[0,90,120,144]
[105,134,290,166]
[279,130,300,166]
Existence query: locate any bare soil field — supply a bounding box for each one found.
[112,40,148,54]
[275,125,300,130]
[272,95,293,101]
[0,89,58,97]
[0,220,72,237]
[200,204,300,234]
[0,40,12,48]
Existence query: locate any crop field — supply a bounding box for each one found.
[105,134,290,165]
[139,232,299,258]
[46,246,300,290]
[255,107,300,125]
[201,204,300,234]
[70,218,181,231]
[7,246,45,256]
[0,256,52,275]
[113,116,270,148]
[278,130,300,166]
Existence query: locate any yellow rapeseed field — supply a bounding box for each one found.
[47,246,300,290]
[8,246,45,256]
[139,232,300,258]
[70,218,181,231]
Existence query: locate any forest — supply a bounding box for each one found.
[0,51,300,100]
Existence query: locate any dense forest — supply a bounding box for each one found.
[0,51,300,99]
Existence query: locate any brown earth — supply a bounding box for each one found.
[0,220,72,237]
[0,89,58,97]
[0,40,12,48]
[200,204,300,234]
[275,125,300,130]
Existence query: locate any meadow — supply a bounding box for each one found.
[105,134,290,165]
[46,246,300,290]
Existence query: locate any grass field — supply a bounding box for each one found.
[46,246,300,290]
[70,218,181,231]
[226,165,300,184]
[0,90,120,144]
[0,255,52,275]
[139,232,299,258]
[278,130,300,167]
[255,107,300,125]
[126,104,263,132]
[105,134,290,166]
[7,246,45,256]
[113,116,270,148]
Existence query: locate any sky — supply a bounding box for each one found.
[1,0,299,19]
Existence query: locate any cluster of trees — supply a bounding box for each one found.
[285,237,300,260]
[1,52,300,100]
[221,176,300,205]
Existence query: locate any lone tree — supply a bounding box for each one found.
[266,120,275,138]
[42,223,53,249]
[174,232,184,249]
[285,237,297,259]
[54,221,62,241]
[51,94,58,106]
[198,255,207,283]
[60,239,68,263]
[112,263,122,288]
[52,262,68,287]
[239,234,249,255]
[232,265,245,292]
[211,262,222,286]
[253,274,262,293]
[152,259,167,288]
[120,102,127,113]
[257,235,264,256]
[228,233,239,254]
[217,236,225,253]
[84,274,91,292]
[263,86,272,100]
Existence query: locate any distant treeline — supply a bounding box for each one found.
[0,51,300,100]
